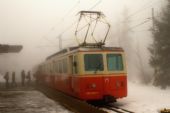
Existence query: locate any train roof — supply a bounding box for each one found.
[46,46,124,60]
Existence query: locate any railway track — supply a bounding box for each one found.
[36,84,107,113]
[102,104,135,113]
[36,84,135,113]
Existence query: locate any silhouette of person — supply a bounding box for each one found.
[26,71,31,86]
[21,70,25,86]
[4,72,9,88]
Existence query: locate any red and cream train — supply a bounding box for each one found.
[34,46,127,103]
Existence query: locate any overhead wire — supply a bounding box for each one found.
[129,19,151,30]
[40,0,80,46]
[88,0,102,10]
[59,0,103,45]
[60,21,77,35]
[119,0,162,32]
[125,0,160,20]
[121,17,152,23]
[40,0,162,47]
[61,0,80,20]
[110,0,161,47]
[43,0,161,47]
[42,35,58,46]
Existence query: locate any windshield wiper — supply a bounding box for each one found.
[94,62,102,74]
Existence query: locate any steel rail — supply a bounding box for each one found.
[103,104,135,113]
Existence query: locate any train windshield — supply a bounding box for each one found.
[107,54,124,71]
[84,54,104,71]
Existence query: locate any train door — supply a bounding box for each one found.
[73,55,78,74]
[69,56,73,74]
[69,55,78,75]
[69,55,78,93]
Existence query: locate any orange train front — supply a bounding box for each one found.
[35,46,127,103]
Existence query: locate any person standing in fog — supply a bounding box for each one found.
[26,71,31,86]
[4,72,9,88]
[21,70,25,86]
[11,71,17,87]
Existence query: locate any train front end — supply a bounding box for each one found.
[72,47,127,103]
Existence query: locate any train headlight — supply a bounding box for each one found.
[116,81,121,87]
[87,83,96,89]
[116,81,124,88]
[91,83,96,88]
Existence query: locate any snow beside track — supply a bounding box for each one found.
[114,81,170,113]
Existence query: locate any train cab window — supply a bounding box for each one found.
[107,54,124,71]
[84,54,103,71]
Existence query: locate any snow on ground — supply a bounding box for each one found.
[114,81,170,113]
[0,90,73,113]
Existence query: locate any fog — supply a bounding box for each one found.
[0,0,165,83]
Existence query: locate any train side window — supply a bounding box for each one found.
[50,63,52,74]
[63,59,68,73]
[47,65,48,74]
[52,61,55,73]
[47,64,49,74]
[45,65,47,74]
[43,65,46,74]
[55,61,58,73]
[57,61,59,73]
[107,54,124,71]
[59,60,62,74]
[48,64,50,74]
[42,66,44,74]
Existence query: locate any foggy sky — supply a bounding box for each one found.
[0,0,163,77]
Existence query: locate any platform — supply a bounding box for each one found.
[0,86,72,113]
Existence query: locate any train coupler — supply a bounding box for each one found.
[103,95,116,103]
